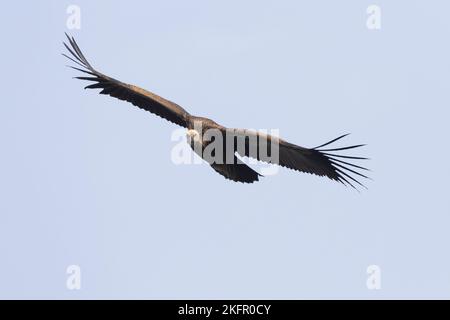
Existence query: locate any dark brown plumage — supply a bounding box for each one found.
[63,33,370,188]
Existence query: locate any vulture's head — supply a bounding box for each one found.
[186,129,201,148]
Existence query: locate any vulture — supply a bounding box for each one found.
[63,33,369,188]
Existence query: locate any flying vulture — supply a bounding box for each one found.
[63,33,369,188]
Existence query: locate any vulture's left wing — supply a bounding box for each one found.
[63,33,191,127]
[224,129,370,190]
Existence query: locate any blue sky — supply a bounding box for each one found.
[0,0,449,299]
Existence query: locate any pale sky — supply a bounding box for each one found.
[0,0,449,299]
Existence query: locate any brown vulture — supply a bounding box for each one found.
[63,33,370,188]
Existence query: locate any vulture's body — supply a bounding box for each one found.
[63,34,369,188]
